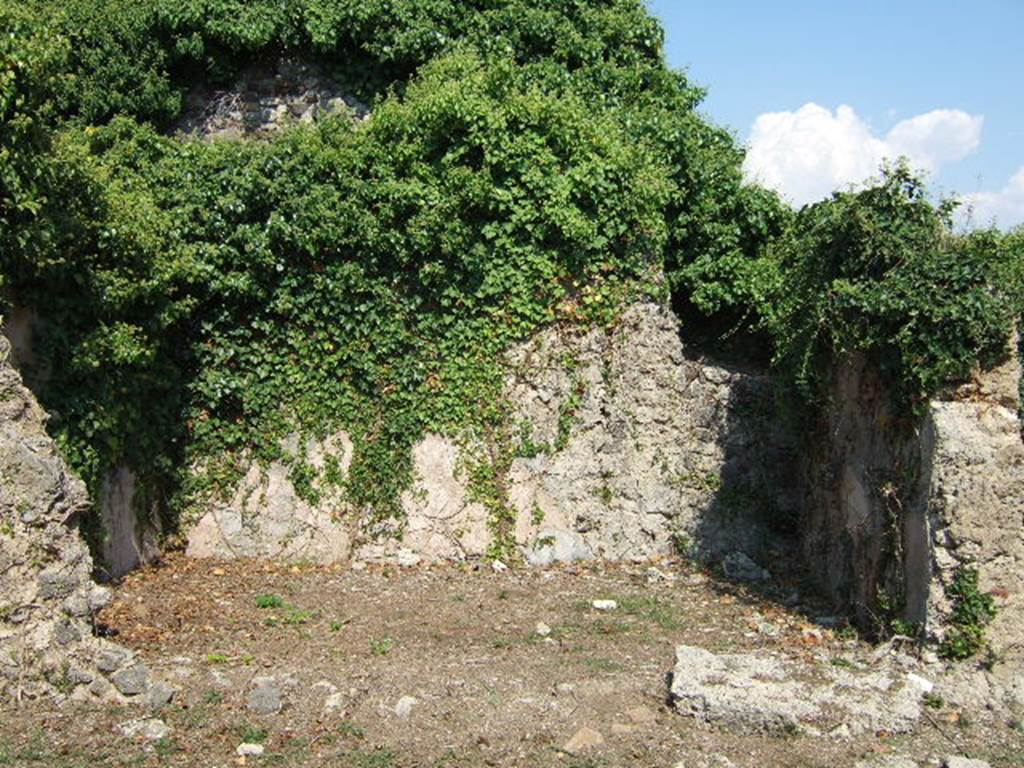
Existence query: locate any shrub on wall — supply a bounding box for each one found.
[764,164,1024,410]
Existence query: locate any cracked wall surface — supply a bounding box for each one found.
[804,343,1024,649]
[0,333,163,704]
[186,302,798,567]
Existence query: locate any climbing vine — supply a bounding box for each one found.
[1,21,684,540]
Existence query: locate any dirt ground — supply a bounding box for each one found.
[1,555,1021,767]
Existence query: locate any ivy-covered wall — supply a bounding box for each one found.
[0,0,1021,573]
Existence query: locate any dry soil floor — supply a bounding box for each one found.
[1,555,1021,767]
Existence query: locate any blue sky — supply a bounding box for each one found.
[647,0,1024,226]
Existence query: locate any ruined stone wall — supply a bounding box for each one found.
[186,302,798,568]
[0,334,163,704]
[174,58,368,140]
[803,343,1024,648]
[0,58,367,580]
[800,355,926,629]
[914,350,1024,650]
[0,306,39,374]
[1,310,161,580]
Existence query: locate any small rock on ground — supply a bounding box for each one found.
[671,644,927,736]
[248,679,283,715]
[96,648,130,674]
[592,600,618,611]
[110,663,151,697]
[562,726,604,755]
[146,681,176,709]
[394,695,418,718]
[906,673,934,694]
[646,567,674,584]
[721,551,771,582]
[117,718,171,741]
[535,622,552,637]
[236,743,265,757]
[324,692,346,711]
[944,758,992,768]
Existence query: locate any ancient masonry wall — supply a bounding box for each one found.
[0,334,167,704]
[174,58,368,140]
[803,344,1024,651]
[186,302,799,568]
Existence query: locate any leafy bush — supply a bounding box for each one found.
[0,3,69,262]
[14,0,676,127]
[764,164,1024,409]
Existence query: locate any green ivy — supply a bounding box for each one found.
[554,378,586,452]
[939,567,997,660]
[0,3,71,267]
[764,164,1024,410]
[1,34,681,542]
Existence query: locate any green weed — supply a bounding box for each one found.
[940,567,997,660]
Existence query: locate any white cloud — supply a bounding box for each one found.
[743,103,984,206]
[962,167,1024,229]
[885,110,984,173]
